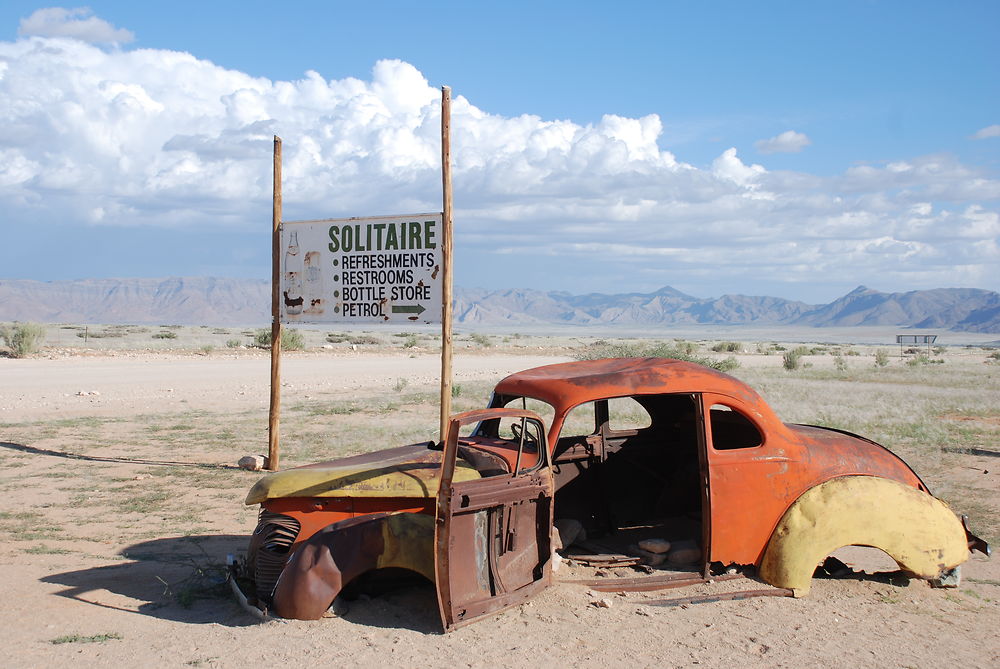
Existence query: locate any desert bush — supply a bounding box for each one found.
[77,329,125,339]
[349,335,382,345]
[782,350,802,371]
[711,341,742,353]
[282,329,304,351]
[253,327,304,350]
[225,339,242,348]
[199,345,214,355]
[470,333,493,348]
[392,378,408,392]
[833,356,848,372]
[906,355,944,367]
[674,340,698,355]
[988,351,1000,364]
[575,341,739,372]
[402,335,419,349]
[152,331,177,339]
[1,322,46,357]
[874,349,890,367]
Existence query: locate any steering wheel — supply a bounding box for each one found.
[510,420,537,447]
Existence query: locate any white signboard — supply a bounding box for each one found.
[280,213,443,324]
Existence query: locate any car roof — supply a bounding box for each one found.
[493,357,761,411]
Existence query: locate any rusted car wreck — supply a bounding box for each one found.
[237,357,988,630]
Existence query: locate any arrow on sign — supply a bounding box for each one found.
[392,304,426,315]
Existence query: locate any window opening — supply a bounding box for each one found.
[709,404,763,450]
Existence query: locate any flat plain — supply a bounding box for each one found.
[1,324,998,668]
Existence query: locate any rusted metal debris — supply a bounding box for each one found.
[643,587,795,607]
[574,572,746,593]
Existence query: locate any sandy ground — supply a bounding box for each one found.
[1,347,997,668]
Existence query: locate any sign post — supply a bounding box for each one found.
[268,136,282,471]
[268,88,455,468]
[439,86,454,443]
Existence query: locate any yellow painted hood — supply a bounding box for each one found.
[245,442,480,504]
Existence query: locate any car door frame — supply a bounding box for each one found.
[434,408,554,632]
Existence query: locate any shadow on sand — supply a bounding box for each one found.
[41,535,259,626]
[41,534,443,632]
[0,441,240,469]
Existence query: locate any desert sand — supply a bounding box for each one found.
[1,337,997,668]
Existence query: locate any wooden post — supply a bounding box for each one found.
[439,87,454,443]
[268,136,282,471]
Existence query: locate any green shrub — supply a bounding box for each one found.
[152,331,177,339]
[392,377,408,392]
[782,350,801,371]
[402,335,419,349]
[282,329,304,351]
[906,355,944,367]
[253,327,304,350]
[470,333,493,348]
[834,356,848,372]
[575,341,739,372]
[225,339,242,348]
[349,335,382,345]
[77,329,124,339]
[1,322,46,357]
[874,349,890,367]
[711,341,742,353]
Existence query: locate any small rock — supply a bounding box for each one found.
[666,539,702,566]
[554,518,586,548]
[629,544,666,566]
[238,454,268,471]
[638,538,671,554]
[133,474,152,481]
[592,598,613,609]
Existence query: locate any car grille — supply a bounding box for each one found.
[247,510,301,605]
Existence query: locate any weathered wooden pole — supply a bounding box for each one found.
[439,87,454,443]
[268,136,282,471]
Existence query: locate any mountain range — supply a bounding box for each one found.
[0,278,997,333]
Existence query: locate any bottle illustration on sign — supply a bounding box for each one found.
[283,231,304,316]
[303,251,324,315]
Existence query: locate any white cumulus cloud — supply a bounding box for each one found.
[755,130,811,154]
[0,18,997,298]
[18,7,134,43]
[972,124,1000,140]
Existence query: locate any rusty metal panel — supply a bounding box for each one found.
[435,409,554,632]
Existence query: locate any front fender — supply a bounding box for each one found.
[272,512,434,620]
[758,476,969,595]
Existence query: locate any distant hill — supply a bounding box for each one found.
[1,278,997,332]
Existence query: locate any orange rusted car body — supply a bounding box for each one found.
[240,357,987,631]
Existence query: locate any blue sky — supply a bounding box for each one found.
[0,2,997,302]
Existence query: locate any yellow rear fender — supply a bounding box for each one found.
[759,476,969,596]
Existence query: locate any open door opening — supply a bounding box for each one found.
[435,408,554,632]
[488,392,709,574]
